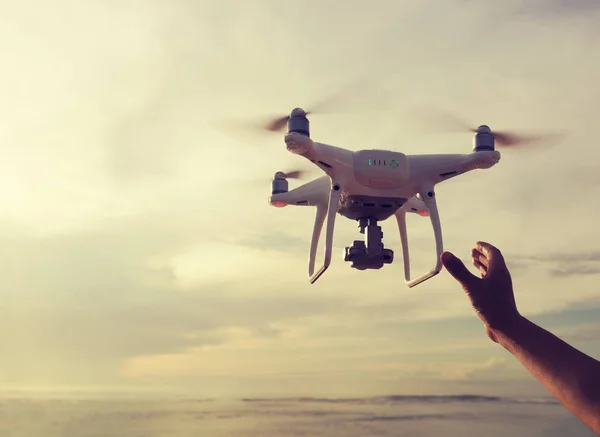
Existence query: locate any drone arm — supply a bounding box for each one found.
[269,176,330,207]
[285,133,354,176]
[408,152,501,186]
[396,188,444,288]
[309,184,341,284]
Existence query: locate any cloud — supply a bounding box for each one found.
[0,214,350,387]
[2,0,600,398]
[555,322,600,343]
[241,393,554,405]
[510,0,600,17]
[517,252,600,263]
[550,266,600,278]
[103,68,196,186]
[510,252,600,278]
[2,201,597,391]
[368,357,512,383]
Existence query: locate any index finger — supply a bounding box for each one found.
[475,241,506,275]
[475,241,498,258]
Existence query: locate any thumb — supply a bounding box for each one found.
[441,251,477,289]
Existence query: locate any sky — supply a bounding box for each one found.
[2,0,600,399]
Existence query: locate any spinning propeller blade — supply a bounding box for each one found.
[262,85,361,133]
[212,76,390,142]
[281,169,304,179]
[265,116,292,132]
[470,126,556,148]
[273,168,314,180]
[412,108,568,149]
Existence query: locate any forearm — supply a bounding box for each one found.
[492,315,600,433]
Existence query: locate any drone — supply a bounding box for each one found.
[224,104,554,288]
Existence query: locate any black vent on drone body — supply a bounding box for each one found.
[288,108,310,137]
[473,125,495,152]
[272,172,289,195]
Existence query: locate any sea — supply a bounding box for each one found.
[0,394,596,437]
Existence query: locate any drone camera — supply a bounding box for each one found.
[473,125,495,152]
[343,240,394,270]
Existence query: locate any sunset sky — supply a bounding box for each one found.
[2,0,600,399]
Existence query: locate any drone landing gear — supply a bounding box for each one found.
[344,218,394,270]
[396,188,444,288]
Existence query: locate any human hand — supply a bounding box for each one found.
[440,241,521,342]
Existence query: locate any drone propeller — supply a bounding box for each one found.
[264,115,292,133]
[279,169,304,179]
[469,125,556,148]
[210,101,340,145]
[412,109,568,149]
[274,167,318,180]
[262,91,351,133]
[261,85,362,133]
[211,77,392,143]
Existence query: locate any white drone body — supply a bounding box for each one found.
[268,108,501,287]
